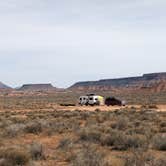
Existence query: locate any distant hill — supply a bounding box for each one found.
[18,84,57,91]
[69,72,166,92]
[0,82,11,89]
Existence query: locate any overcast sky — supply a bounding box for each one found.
[0,0,166,88]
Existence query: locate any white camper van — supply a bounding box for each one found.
[88,95,104,106]
[79,94,104,106]
[79,96,89,105]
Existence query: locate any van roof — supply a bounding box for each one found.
[79,96,88,98]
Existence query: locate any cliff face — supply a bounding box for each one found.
[0,82,11,90]
[69,73,166,92]
[18,84,56,91]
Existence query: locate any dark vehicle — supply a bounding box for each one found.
[105,97,126,106]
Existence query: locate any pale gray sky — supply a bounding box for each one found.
[0,0,166,88]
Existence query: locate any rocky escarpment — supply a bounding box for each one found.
[69,73,166,92]
[18,84,56,91]
[0,82,12,90]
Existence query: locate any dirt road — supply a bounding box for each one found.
[56,104,166,112]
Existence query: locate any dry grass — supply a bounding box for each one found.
[0,93,165,165]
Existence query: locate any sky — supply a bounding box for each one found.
[0,0,166,88]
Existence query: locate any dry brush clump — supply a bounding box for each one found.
[57,138,74,151]
[4,123,26,138]
[159,121,166,133]
[0,142,46,166]
[24,120,43,134]
[0,108,165,165]
[0,147,30,166]
[124,151,166,166]
[100,131,147,151]
[70,144,107,166]
[29,142,45,160]
[152,133,166,151]
[141,104,158,110]
[111,117,129,130]
[78,126,102,143]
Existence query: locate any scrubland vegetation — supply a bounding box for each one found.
[0,91,166,110]
[0,106,165,166]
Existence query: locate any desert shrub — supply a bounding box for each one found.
[139,114,150,121]
[160,127,166,133]
[114,117,128,130]
[140,105,147,109]
[131,126,153,136]
[100,134,114,146]
[110,122,117,129]
[70,144,106,166]
[125,152,166,166]
[159,121,166,133]
[57,138,73,150]
[79,112,90,120]
[0,158,9,166]
[100,130,121,146]
[124,135,147,149]
[141,104,158,109]
[112,133,131,150]
[160,121,166,127]
[152,134,166,151]
[79,127,101,143]
[24,121,42,134]
[47,119,80,135]
[148,104,158,109]
[4,124,26,137]
[85,116,98,126]
[155,157,166,166]
[133,121,141,127]
[0,147,30,166]
[29,142,45,160]
[124,152,154,166]
[95,116,105,124]
[10,116,27,124]
[101,131,147,150]
[95,109,101,112]
[0,120,13,129]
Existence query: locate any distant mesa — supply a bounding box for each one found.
[69,72,166,92]
[18,84,57,91]
[0,82,12,90]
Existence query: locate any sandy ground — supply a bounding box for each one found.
[55,104,166,112]
[0,104,166,113]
